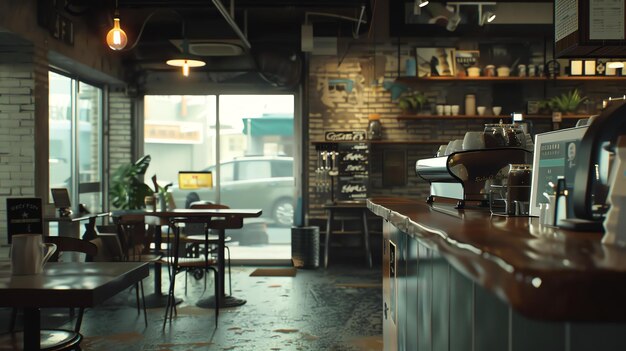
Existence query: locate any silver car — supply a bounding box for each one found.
[169,156,295,226]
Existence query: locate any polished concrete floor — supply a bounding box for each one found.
[2,261,382,351]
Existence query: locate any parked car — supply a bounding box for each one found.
[169,156,295,226]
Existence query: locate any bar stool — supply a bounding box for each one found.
[323,201,373,269]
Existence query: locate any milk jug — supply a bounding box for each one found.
[11,234,57,275]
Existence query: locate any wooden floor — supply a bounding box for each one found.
[1,260,382,351]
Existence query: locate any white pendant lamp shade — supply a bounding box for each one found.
[166,58,206,77]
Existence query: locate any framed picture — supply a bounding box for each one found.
[455,50,480,76]
[416,47,456,77]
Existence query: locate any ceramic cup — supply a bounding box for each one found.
[467,66,481,77]
[462,131,486,150]
[444,105,452,115]
[477,106,486,116]
[436,105,444,115]
[492,106,502,116]
[444,140,456,155]
[484,65,496,77]
[436,144,447,157]
[497,66,510,77]
[451,105,460,115]
[452,139,464,153]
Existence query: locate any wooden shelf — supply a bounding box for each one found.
[312,140,446,145]
[395,76,626,83]
[397,114,591,121]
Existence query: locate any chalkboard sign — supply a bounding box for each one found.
[6,198,43,244]
[336,143,369,201]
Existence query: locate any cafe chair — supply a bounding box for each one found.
[7,236,97,351]
[89,235,148,327]
[160,218,220,329]
[185,202,234,296]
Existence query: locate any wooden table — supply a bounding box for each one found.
[323,201,372,269]
[367,196,626,321]
[45,211,110,240]
[145,208,262,308]
[0,262,149,350]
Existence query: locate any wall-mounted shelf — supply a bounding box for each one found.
[395,76,626,83]
[396,114,590,121]
[312,140,445,145]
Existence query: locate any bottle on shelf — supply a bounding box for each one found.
[465,94,476,116]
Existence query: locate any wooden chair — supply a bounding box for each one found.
[91,222,149,327]
[8,236,97,351]
[184,202,234,296]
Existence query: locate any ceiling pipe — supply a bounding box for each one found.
[211,0,252,49]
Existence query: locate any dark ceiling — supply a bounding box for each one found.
[69,0,373,85]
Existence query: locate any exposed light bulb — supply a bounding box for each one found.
[419,0,429,7]
[106,17,128,50]
[183,61,190,77]
[487,12,496,23]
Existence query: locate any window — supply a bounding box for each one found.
[273,161,293,177]
[48,72,103,214]
[238,161,271,180]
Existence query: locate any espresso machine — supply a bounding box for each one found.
[416,148,532,209]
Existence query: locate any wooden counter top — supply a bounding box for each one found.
[368,197,626,322]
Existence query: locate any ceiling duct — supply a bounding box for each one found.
[170,39,245,56]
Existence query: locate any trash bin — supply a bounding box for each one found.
[291,226,320,269]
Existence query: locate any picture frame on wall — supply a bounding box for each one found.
[416,47,456,77]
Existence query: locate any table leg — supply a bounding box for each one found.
[196,227,246,308]
[362,209,372,268]
[82,217,98,240]
[144,224,182,308]
[23,308,40,350]
[324,209,333,268]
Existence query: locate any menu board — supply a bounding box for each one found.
[6,198,43,244]
[336,143,368,201]
[530,127,587,217]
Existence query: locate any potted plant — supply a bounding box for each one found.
[398,90,428,114]
[546,89,587,114]
[110,155,154,210]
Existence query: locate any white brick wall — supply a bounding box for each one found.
[0,63,35,243]
[108,91,133,207]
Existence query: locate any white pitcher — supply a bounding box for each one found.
[11,234,57,275]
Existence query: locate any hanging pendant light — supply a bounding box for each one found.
[106,1,128,50]
[166,38,205,77]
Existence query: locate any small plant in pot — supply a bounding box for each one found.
[547,89,587,114]
[398,90,428,114]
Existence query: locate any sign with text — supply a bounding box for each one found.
[336,142,368,201]
[6,198,43,244]
[324,130,366,142]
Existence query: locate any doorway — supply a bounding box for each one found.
[143,94,294,263]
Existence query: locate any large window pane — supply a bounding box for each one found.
[49,72,72,191]
[77,81,102,212]
[144,94,294,262]
[48,72,103,217]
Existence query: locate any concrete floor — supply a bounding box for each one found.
[3,261,383,351]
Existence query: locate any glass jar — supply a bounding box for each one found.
[483,123,507,148]
[367,114,382,140]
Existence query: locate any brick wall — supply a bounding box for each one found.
[306,49,625,224]
[107,90,134,208]
[0,49,36,242]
